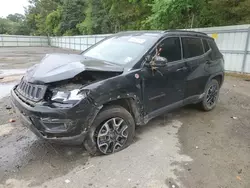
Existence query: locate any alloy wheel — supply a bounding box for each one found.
[97,117,128,154]
[206,84,219,108]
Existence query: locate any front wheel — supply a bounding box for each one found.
[200,79,220,111]
[84,105,135,155]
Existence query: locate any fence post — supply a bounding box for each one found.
[47,35,51,46]
[86,37,88,49]
[74,37,76,50]
[16,36,18,46]
[80,37,82,51]
[242,27,250,74]
[1,36,4,47]
[68,37,70,49]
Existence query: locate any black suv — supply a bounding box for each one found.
[11,30,224,155]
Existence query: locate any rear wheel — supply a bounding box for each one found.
[84,105,135,155]
[200,79,220,111]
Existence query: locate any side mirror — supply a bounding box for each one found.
[153,56,168,67]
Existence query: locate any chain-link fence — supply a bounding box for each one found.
[49,34,110,51]
[0,35,49,47]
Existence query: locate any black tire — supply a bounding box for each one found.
[200,79,220,111]
[84,105,135,156]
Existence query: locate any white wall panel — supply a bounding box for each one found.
[244,55,250,73]
[223,53,244,73]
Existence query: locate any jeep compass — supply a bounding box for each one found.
[11,30,224,155]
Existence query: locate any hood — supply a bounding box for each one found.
[24,53,123,84]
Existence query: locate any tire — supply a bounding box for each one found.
[84,105,135,156]
[200,79,220,111]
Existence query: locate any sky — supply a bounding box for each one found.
[0,0,29,18]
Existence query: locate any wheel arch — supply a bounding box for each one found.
[205,72,224,92]
[212,74,224,88]
[99,97,144,126]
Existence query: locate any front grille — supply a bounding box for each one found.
[16,79,47,102]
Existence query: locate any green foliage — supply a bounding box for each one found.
[1,0,250,36]
[7,13,25,23]
[46,7,62,36]
[60,0,85,35]
[146,0,205,29]
[77,0,93,35]
[0,16,29,35]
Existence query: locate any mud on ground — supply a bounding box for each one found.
[0,47,250,188]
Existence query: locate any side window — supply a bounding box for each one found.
[158,37,181,62]
[202,39,210,52]
[182,37,204,59]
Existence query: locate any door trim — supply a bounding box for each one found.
[183,93,205,105]
[143,93,205,124]
[145,100,183,122]
[149,93,166,101]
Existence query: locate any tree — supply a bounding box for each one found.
[7,13,25,23]
[60,0,85,35]
[25,0,61,35]
[2,0,250,36]
[46,7,62,36]
[207,0,250,26]
[0,18,11,34]
[145,0,207,29]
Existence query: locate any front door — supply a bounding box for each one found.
[142,37,189,114]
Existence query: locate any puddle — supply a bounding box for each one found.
[0,69,27,77]
[0,83,16,99]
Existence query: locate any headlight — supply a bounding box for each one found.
[51,89,88,104]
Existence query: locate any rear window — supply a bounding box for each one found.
[208,39,222,60]
[202,39,210,52]
[182,37,204,58]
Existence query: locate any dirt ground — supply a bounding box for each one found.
[0,47,250,188]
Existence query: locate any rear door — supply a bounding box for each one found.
[158,37,189,105]
[181,37,209,98]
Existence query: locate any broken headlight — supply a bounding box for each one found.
[51,89,88,104]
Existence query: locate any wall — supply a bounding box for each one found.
[0,35,49,47]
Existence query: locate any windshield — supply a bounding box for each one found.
[83,34,159,65]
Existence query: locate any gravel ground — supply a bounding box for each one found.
[0,47,250,188]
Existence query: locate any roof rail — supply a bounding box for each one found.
[116,30,165,34]
[165,29,208,36]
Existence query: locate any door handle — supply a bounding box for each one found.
[176,67,188,72]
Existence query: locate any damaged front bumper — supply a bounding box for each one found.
[10,86,99,145]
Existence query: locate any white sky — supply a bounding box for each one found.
[0,0,29,17]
